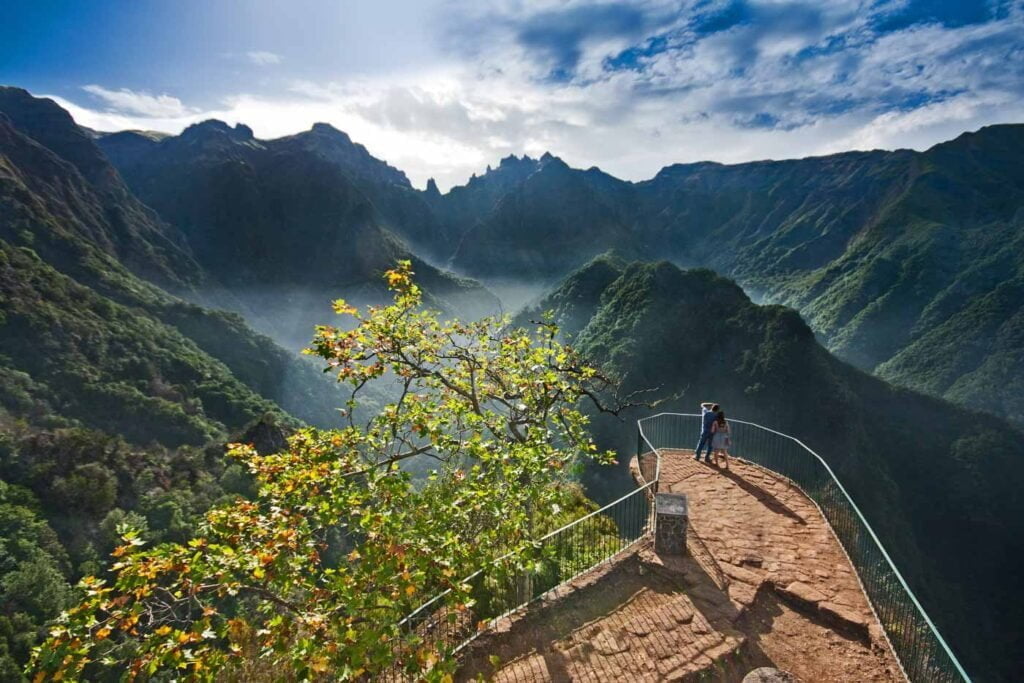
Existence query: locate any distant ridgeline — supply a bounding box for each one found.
[1,84,1024,679]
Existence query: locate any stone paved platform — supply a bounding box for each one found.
[457,450,903,682]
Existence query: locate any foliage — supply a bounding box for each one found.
[0,416,272,680]
[30,263,616,681]
[0,480,73,677]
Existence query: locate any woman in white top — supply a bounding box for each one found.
[710,410,731,468]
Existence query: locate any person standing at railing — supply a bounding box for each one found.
[694,401,719,462]
[710,410,732,468]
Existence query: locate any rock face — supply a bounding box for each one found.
[743,667,799,683]
[237,414,290,456]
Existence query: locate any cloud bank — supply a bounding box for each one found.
[52,0,1024,190]
[81,85,195,118]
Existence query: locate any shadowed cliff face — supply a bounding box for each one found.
[519,257,1024,681]
[97,118,499,349]
[450,155,639,283]
[0,87,203,292]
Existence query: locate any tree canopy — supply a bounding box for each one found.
[31,261,617,681]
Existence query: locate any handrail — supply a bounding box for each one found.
[637,412,971,683]
[396,477,658,630]
[636,414,661,489]
[386,473,655,678]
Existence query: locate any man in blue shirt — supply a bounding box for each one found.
[694,402,719,463]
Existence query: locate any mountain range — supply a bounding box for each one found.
[88,99,1024,432]
[1,84,1023,679]
[434,131,1024,429]
[95,116,497,348]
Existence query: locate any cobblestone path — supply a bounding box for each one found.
[457,451,903,682]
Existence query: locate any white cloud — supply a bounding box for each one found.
[81,85,194,118]
[247,50,282,66]
[50,2,1024,191]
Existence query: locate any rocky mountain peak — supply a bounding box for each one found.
[281,122,411,189]
[0,85,119,188]
[180,119,254,142]
[309,121,353,143]
[499,153,533,167]
[538,151,570,172]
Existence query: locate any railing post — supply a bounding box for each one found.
[654,493,688,555]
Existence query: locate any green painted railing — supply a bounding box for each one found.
[384,479,654,679]
[637,412,970,683]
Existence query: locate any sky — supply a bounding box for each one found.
[2,0,1023,190]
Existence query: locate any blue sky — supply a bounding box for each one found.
[2,0,1023,189]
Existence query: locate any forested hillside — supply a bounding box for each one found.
[435,129,1024,428]
[519,256,1024,681]
[0,88,361,675]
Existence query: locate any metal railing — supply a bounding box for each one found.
[384,482,654,679]
[637,412,970,683]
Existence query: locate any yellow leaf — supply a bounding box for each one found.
[404,584,416,596]
[332,299,357,315]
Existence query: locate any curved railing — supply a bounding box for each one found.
[385,473,655,678]
[637,412,970,683]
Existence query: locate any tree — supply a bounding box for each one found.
[30,261,619,681]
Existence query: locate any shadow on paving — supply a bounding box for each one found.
[457,547,781,682]
[673,455,808,525]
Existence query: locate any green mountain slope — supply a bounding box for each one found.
[432,125,1024,428]
[0,242,281,445]
[521,258,1024,681]
[0,92,377,677]
[0,87,202,292]
[0,104,354,433]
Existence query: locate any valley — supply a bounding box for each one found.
[1,85,1022,680]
